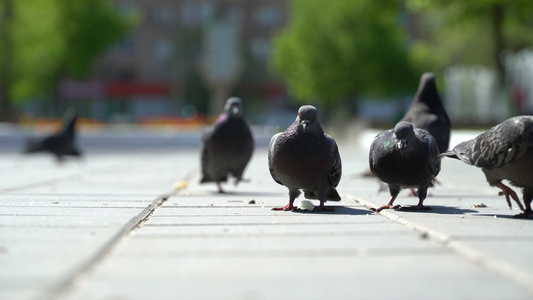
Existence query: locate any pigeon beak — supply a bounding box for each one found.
[397,139,407,151]
[232,107,239,114]
[301,120,309,133]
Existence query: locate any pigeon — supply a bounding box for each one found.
[268,105,342,211]
[441,116,533,218]
[369,121,441,211]
[200,97,254,193]
[401,72,451,153]
[369,73,449,191]
[24,110,82,161]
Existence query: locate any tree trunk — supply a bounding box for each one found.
[0,0,15,121]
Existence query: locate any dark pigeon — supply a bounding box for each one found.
[369,121,441,211]
[370,73,449,192]
[268,105,342,211]
[200,97,254,193]
[401,73,451,153]
[441,116,533,218]
[24,111,81,161]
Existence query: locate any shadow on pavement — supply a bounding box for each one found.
[391,205,478,215]
[474,213,533,220]
[290,205,371,216]
[432,194,503,199]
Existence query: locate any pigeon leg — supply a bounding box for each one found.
[496,182,524,211]
[217,182,225,194]
[375,186,401,212]
[514,190,533,219]
[314,189,334,212]
[271,199,295,211]
[314,202,334,211]
[376,195,400,212]
[55,155,65,164]
[399,187,431,211]
[272,190,299,211]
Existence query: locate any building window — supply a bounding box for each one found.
[181,1,214,27]
[250,37,270,61]
[152,7,175,26]
[153,38,172,62]
[111,34,138,56]
[225,7,244,25]
[254,5,282,28]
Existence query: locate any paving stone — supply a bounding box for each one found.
[1,129,533,300]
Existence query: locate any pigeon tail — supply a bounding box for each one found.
[200,176,211,183]
[327,188,341,201]
[200,169,229,184]
[439,150,458,159]
[440,140,475,165]
[303,188,341,201]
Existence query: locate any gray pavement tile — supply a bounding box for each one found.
[0,227,118,242]
[348,139,533,296]
[70,255,531,300]
[0,150,187,300]
[134,222,412,237]
[67,143,533,299]
[2,130,533,300]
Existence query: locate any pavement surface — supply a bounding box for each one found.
[1,125,533,300]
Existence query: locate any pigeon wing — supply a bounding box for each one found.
[326,134,342,188]
[200,129,213,183]
[471,117,533,170]
[368,130,392,175]
[420,130,441,177]
[268,132,283,185]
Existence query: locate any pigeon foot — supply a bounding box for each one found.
[496,182,524,210]
[513,209,533,219]
[375,204,401,212]
[272,204,295,211]
[216,183,225,194]
[397,204,431,211]
[313,204,334,212]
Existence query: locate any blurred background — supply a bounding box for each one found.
[0,0,532,129]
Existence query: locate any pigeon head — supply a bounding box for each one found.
[224,97,243,116]
[297,105,319,133]
[62,109,79,135]
[393,121,414,152]
[416,73,441,105]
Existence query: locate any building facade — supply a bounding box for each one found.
[59,0,289,121]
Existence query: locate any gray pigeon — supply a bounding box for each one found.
[441,116,533,218]
[369,121,441,211]
[24,110,81,161]
[268,105,342,211]
[200,97,254,193]
[401,73,451,153]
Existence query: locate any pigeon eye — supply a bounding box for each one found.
[298,113,301,118]
[314,114,317,119]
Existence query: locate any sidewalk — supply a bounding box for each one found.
[1,128,532,300]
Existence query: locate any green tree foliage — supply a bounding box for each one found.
[57,1,133,78]
[0,0,131,117]
[11,0,63,102]
[407,0,533,82]
[270,0,417,107]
